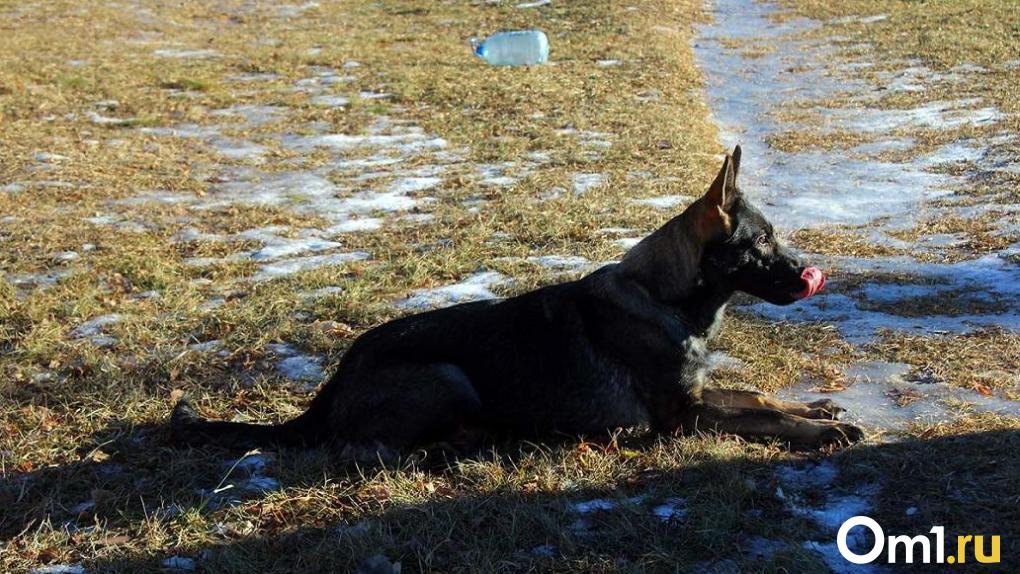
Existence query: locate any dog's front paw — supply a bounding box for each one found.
[808,398,845,420]
[818,423,864,447]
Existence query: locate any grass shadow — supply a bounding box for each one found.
[5,422,1018,573]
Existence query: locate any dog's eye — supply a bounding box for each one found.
[755,234,770,247]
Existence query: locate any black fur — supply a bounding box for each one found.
[172,146,861,452]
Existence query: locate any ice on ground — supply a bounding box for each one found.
[745,253,1020,342]
[651,497,687,522]
[571,495,646,513]
[189,339,223,352]
[236,475,280,493]
[161,557,196,571]
[283,130,446,153]
[694,0,1007,232]
[706,351,745,372]
[803,540,882,574]
[572,498,618,513]
[743,536,790,558]
[572,172,607,194]
[30,566,85,574]
[477,162,522,187]
[277,354,324,382]
[227,453,271,474]
[597,59,622,67]
[69,314,123,338]
[822,99,1003,133]
[210,104,287,128]
[797,490,874,532]
[253,251,370,281]
[325,218,384,233]
[242,233,341,261]
[779,360,1020,432]
[301,286,344,299]
[6,268,75,291]
[142,124,266,162]
[516,0,551,7]
[276,2,319,17]
[389,176,442,194]
[631,195,687,210]
[526,255,593,271]
[773,459,882,571]
[34,152,67,163]
[52,251,79,263]
[395,271,506,310]
[310,95,350,108]
[86,111,136,126]
[153,48,219,59]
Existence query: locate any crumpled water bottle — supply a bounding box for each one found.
[471,30,549,66]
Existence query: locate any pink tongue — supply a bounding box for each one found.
[796,267,826,300]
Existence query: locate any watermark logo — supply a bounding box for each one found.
[838,516,1000,565]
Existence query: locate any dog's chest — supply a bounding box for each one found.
[680,335,710,391]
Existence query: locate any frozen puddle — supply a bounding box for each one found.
[779,360,1020,433]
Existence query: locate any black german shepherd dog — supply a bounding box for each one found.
[172,146,864,454]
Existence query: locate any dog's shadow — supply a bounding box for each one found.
[4,424,1020,573]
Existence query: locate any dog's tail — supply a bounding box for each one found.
[170,399,320,448]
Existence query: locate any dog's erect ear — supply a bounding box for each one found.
[699,149,742,237]
[705,150,741,213]
[730,144,741,182]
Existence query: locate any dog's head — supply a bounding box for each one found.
[691,145,825,305]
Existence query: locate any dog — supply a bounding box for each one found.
[172,145,864,455]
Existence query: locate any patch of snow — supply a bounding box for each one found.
[526,255,592,271]
[227,453,271,474]
[253,251,370,281]
[277,354,324,382]
[153,48,220,59]
[276,2,319,17]
[310,95,350,108]
[325,218,384,233]
[69,314,123,338]
[571,498,619,513]
[161,557,196,571]
[86,111,136,126]
[572,172,607,194]
[301,286,344,299]
[30,566,85,574]
[395,271,506,310]
[236,475,280,493]
[745,253,1020,341]
[52,251,79,263]
[516,0,550,7]
[631,195,687,210]
[651,497,687,522]
[779,360,1020,431]
[189,339,223,352]
[210,104,286,128]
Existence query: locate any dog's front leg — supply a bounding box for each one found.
[676,403,864,447]
[702,387,844,420]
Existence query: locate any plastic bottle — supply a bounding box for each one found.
[472,31,549,66]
